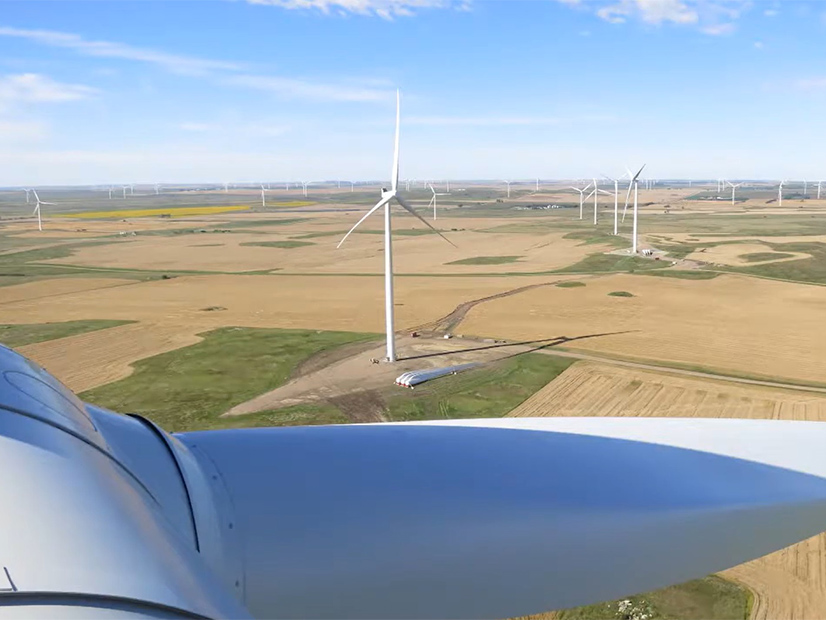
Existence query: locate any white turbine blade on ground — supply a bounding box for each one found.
[337,195,393,249]
[395,195,457,248]
[391,90,401,192]
[178,417,826,620]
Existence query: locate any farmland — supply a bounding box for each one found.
[4,181,826,618]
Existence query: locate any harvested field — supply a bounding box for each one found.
[0,274,552,388]
[460,273,826,385]
[0,278,135,304]
[42,228,605,275]
[509,361,826,620]
[18,322,203,392]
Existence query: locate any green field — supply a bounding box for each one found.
[385,353,574,421]
[447,255,523,265]
[558,576,751,620]
[240,240,315,249]
[81,327,379,431]
[608,291,635,297]
[0,319,134,348]
[740,252,796,263]
[556,281,586,288]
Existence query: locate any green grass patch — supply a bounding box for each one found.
[739,251,796,263]
[555,253,669,274]
[80,327,379,432]
[556,281,586,288]
[640,270,721,280]
[385,353,574,422]
[0,320,134,348]
[240,240,315,249]
[723,241,826,284]
[608,291,634,297]
[563,230,627,249]
[558,576,750,620]
[447,255,522,266]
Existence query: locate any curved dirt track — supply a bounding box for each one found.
[510,361,826,620]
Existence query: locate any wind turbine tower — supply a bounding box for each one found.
[502,181,511,199]
[337,91,455,363]
[31,190,55,232]
[778,181,785,207]
[621,165,646,254]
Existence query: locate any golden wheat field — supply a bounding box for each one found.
[55,205,252,218]
[508,360,826,620]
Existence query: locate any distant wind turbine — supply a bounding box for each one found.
[818,180,823,200]
[622,165,646,254]
[572,182,593,221]
[502,181,512,199]
[727,181,743,206]
[428,184,450,220]
[260,185,267,208]
[31,190,55,232]
[803,179,808,199]
[154,184,161,195]
[23,189,31,204]
[337,90,455,363]
[778,180,786,207]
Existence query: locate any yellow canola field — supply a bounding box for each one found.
[56,205,251,219]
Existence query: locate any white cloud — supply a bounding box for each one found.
[247,0,455,19]
[764,9,778,17]
[560,0,752,33]
[224,74,392,102]
[0,73,97,110]
[754,40,764,48]
[0,26,243,76]
[795,77,826,90]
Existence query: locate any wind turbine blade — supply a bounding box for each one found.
[179,417,826,619]
[395,195,457,248]
[622,181,633,222]
[631,164,646,183]
[391,90,401,192]
[337,196,393,249]
[31,190,40,202]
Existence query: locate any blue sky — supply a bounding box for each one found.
[1,0,825,185]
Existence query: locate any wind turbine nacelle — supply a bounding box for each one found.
[5,341,826,617]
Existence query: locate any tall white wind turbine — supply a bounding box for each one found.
[502,181,512,199]
[338,90,455,363]
[622,165,646,254]
[778,180,786,207]
[31,190,55,232]
[122,186,129,199]
[818,180,823,200]
[23,189,31,204]
[727,181,743,206]
[261,185,267,208]
[803,179,808,199]
[428,184,450,221]
[572,182,593,220]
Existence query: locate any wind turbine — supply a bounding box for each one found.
[571,182,593,221]
[803,179,808,199]
[337,90,455,363]
[727,181,743,206]
[261,185,267,208]
[428,184,450,220]
[121,186,129,199]
[502,181,512,199]
[107,187,113,200]
[622,165,646,254]
[778,180,786,207]
[536,178,540,192]
[224,182,229,193]
[22,189,31,204]
[31,190,55,232]
[154,184,161,195]
[817,180,823,200]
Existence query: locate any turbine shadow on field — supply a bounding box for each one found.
[398,331,637,362]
